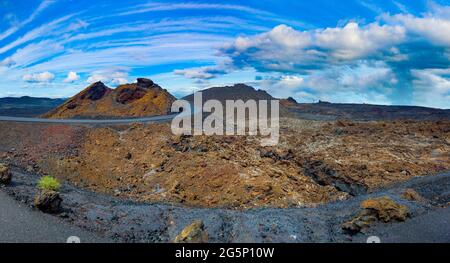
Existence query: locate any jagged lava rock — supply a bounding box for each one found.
[361,196,410,222]
[401,189,423,201]
[0,163,12,185]
[342,196,410,233]
[174,220,208,243]
[34,190,62,213]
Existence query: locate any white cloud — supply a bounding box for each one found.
[315,22,406,60]
[221,23,406,73]
[174,68,215,79]
[382,13,450,47]
[22,71,55,83]
[411,68,450,108]
[63,71,80,83]
[257,61,396,104]
[219,3,450,75]
[258,75,304,98]
[86,69,129,86]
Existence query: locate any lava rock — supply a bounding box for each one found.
[402,189,422,201]
[80,81,109,101]
[361,196,410,222]
[0,163,12,185]
[137,78,154,87]
[174,220,208,243]
[342,196,410,234]
[34,190,62,213]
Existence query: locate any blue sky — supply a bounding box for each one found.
[0,0,449,108]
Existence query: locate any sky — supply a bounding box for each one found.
[0,0,449,108]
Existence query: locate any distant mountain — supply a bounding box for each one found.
[182,84,298,117]
[0,96,66,108]
[43,78,176,119]
[0,96,66,117]
[182,83,275,103]
[182,84,449,121]
[282,100,450,121]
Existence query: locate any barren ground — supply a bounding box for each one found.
[1,118,449,209]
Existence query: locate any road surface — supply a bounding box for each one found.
[0,191,110,243]
[0,114,177,124]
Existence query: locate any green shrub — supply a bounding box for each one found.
[38,176,61,192]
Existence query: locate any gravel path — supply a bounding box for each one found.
[1,169,449,243]
[364,206,450,243]
[0,191,111,243]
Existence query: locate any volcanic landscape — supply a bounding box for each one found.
[1,78,449,242]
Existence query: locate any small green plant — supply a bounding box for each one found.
[38,176,61,192]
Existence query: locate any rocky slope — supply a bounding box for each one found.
[43,78,176,119]
[0,118,448,209]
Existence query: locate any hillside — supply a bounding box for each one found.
[0,96,66,117]
[43,78,176,119]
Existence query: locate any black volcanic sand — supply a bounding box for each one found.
[2,167,449,243]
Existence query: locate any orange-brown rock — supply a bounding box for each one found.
[174,220,208,243]
[342,196,410,233]
[402,189,423,201]
[361,196,410,222]
[0,163,12,185]
[43,78,176,119]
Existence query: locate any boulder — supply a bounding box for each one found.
[342,196,409,234]
[34,190,62,213]
[342,209,377,234]
[137,78,154,88]
[174,220,208,243]
[0,163,12,185]
[401,189,422,201]
[361,196,410,222]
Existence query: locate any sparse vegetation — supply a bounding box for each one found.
[38,176,61,192]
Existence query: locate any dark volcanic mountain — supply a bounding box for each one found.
[182,83,275,103]
[43,78,176,119]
